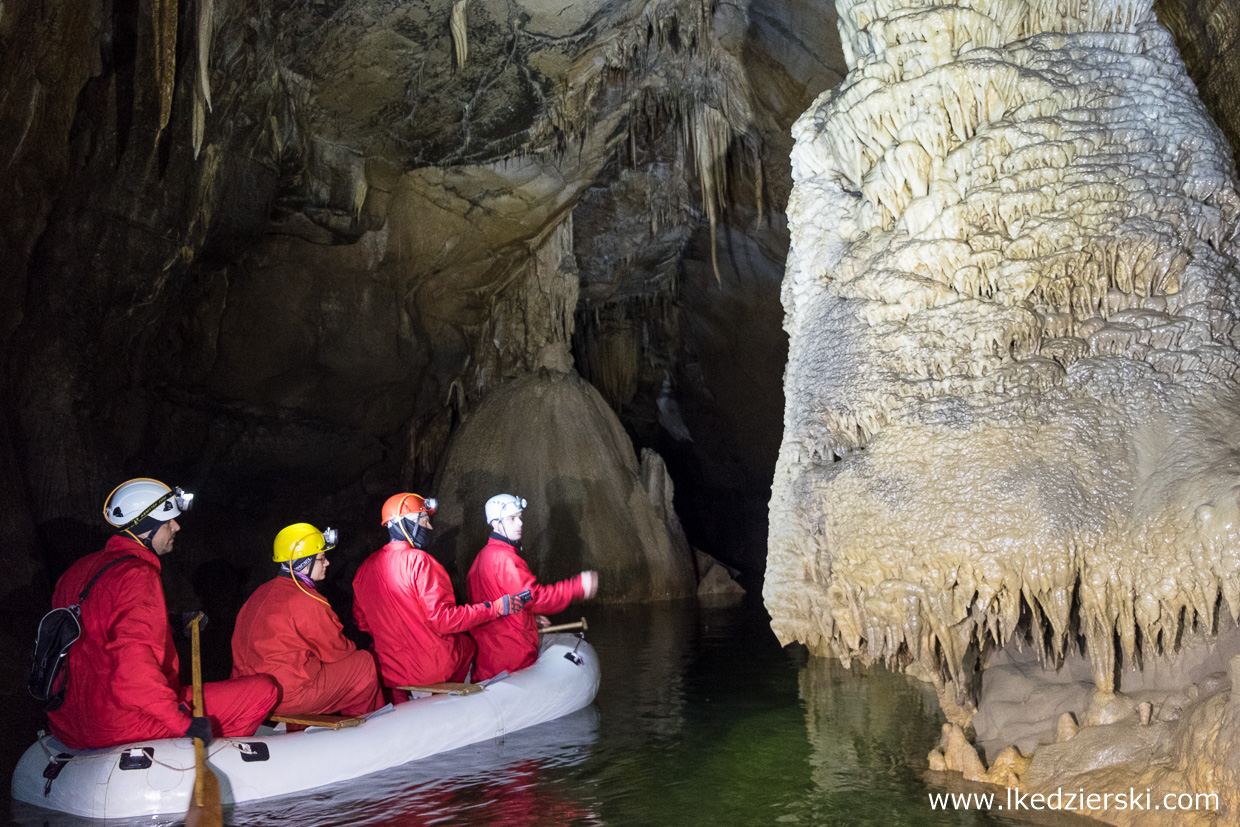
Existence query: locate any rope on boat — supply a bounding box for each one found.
[37,733,234,773]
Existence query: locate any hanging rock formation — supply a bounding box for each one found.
[767,0,1240,708]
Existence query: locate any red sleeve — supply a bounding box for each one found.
[296,598,356,665]
[412,554,496,633]
[353,587,371,633]
[486,548,583,614]
[103,565,191,733]
[528,571,585,615]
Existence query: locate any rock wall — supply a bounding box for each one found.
[436,369,697,601]
[767,0,1240,703]
[0,0,792,602]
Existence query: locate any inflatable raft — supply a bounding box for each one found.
[11,633,599,819]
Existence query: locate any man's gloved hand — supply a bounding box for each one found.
[581,571,599,600]
[185,716,213,746]
[170,611,208,639]
[493,592,527,617]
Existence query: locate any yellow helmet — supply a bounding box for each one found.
[272,523,337,563]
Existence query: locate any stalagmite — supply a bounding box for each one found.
[768,0,1240,728]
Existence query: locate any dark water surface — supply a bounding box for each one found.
[8,600,1060,826]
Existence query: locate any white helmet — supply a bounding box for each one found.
[485,494,526,524]
[103,478,194,529]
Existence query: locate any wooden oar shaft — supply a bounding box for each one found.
[190,615,205,807]
[191,615,205,717]
[539,618,587,634]
[186,613,222,827]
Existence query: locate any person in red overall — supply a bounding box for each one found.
[47,478,277,749]
[353,493,528,697]
[466,494,599,681]
[231,523,382,718]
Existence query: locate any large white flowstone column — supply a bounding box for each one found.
[767,0,1240,694]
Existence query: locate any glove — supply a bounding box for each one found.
[581,571,599,600]
[492,592,526,617]
[170,611,208,639]
[185,716,213,746]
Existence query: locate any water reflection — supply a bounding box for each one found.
[11,708,601,827]
[12,600,1056,827]
[235,706,601,826]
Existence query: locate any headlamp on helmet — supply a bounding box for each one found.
[273,523,336,563]
[381,493,437,526]
[103,478,193,531]
[484,494,527,525]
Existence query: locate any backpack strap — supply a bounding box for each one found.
[76,554,139,605]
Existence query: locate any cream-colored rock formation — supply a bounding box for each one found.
[768,0,1240,701]
[769,0,1240,819]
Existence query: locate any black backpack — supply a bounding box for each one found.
[28,555,137,711]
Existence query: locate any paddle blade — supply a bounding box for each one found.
[185,759,222,827]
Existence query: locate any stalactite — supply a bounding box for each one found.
[192,0,213,159]
[153,0,177,134]
[754,149,764,229]
[451,0,469,70]
[691,104,732,284]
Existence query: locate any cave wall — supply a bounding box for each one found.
[6,0,1240,615]
[1154,0,1240,173]
[0,0,830,606]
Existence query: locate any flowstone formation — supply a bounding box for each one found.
[436,370,697,601]
[767,0,1240,719]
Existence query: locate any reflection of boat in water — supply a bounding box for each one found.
[11,634,599,822]
[234,704,601,827]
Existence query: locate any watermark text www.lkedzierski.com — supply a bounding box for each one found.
[929,787,1219,814]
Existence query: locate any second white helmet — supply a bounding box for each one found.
[103,478,194,529]
[485,494,526,524]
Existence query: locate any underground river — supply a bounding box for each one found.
[5,598,1093,826]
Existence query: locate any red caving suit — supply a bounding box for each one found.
[466,536,584,681]
[231,575,382,717]
[47,535,277,749]
[353,541,497,687]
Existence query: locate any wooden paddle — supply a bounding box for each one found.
[539,617,587,634]
[395,681,484,695]
[269,713,365,730]
[186,614,222,827]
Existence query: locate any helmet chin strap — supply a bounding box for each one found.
[392,516,432,549]
[123,525,157,551]
[491,520,520,548]
[123,511,166,550]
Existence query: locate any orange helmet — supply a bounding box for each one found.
[381,493,437,526]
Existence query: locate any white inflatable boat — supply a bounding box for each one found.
[11,633,599,819]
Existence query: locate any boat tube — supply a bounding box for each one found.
[11,633,599,819]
